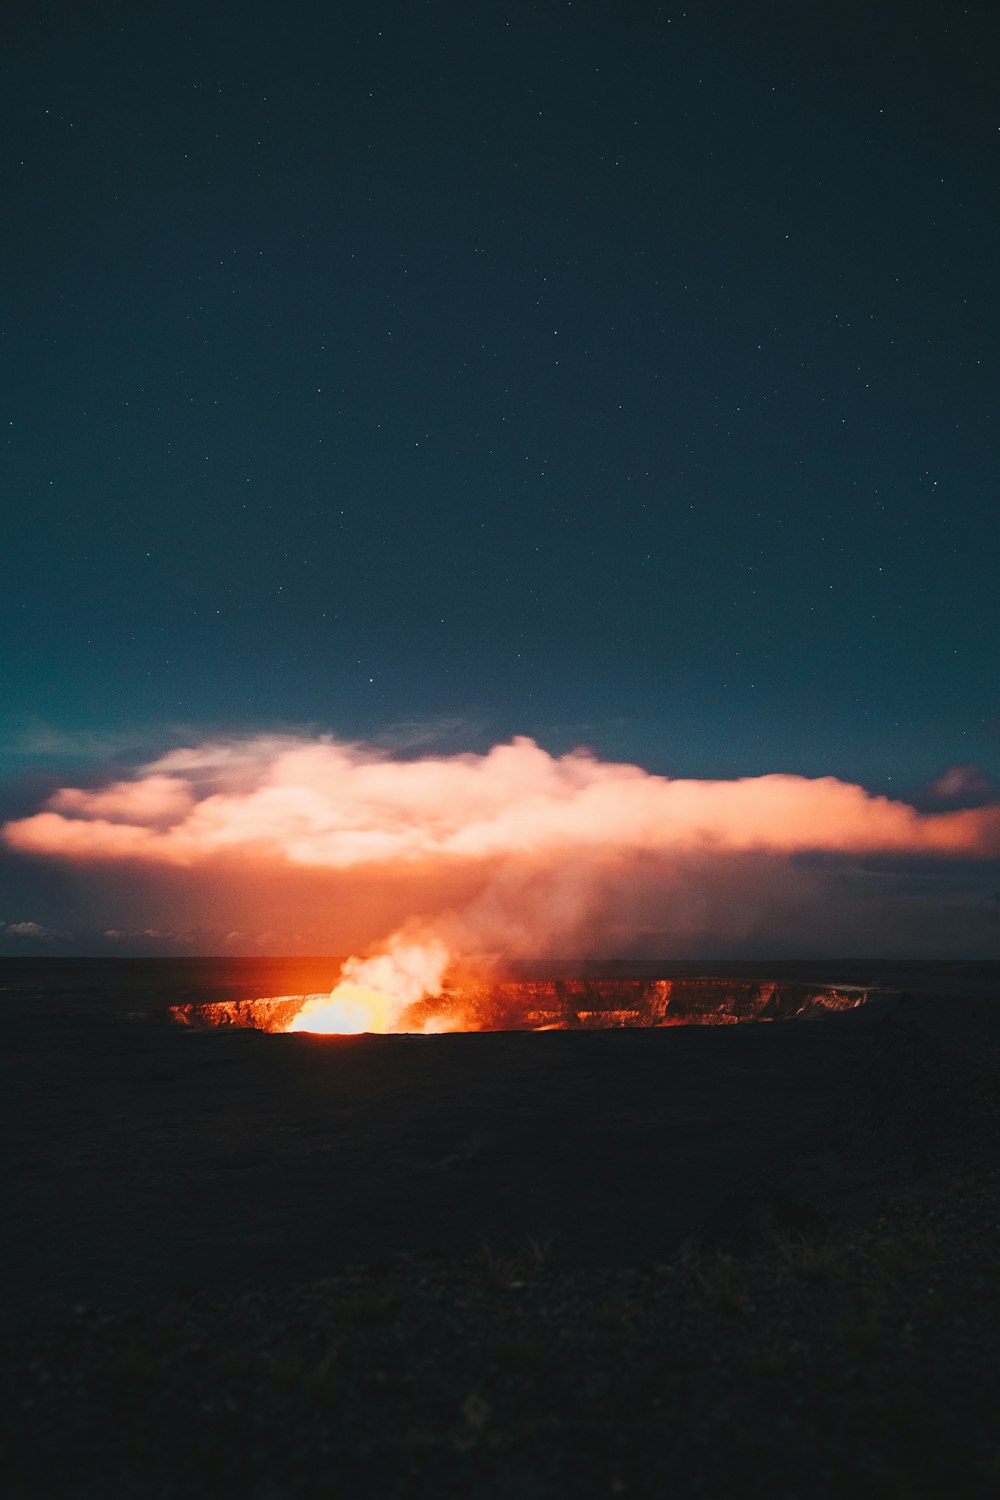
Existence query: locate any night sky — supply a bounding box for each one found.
[2,1,998,956]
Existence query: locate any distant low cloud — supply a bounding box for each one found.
[1,919,61,940]
[0,719,160,763]
[922,764,997,805]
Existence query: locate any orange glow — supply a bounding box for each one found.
[171,975,873,1034]
[285,935,450,1034]
[285,981,396,1034]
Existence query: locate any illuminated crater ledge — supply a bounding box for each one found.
[169,977,876,1036]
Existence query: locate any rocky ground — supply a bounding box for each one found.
[3,1171,998,1498]
[1,973,998,1498]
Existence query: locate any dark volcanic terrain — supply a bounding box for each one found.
[0,958,919,1313]
[1,959,998,1498]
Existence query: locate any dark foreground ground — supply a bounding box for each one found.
[1,960,998,1498]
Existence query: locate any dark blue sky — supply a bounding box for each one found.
[2,0,998,794]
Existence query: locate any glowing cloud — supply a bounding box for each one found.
[4,735,1000,872]
[4,735,1000,974]
[5,735,1000,876]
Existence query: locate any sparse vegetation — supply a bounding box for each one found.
[524,1232,556,1269]
[478,1240,520,1290]
[695,1250,750,1314]
[7,1172,996,1498]
[772,1233,844,1283]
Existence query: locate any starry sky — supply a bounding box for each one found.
[1,1,998,955]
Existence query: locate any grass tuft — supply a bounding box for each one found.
[695,1251,749,1315]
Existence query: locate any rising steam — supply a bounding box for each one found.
[285,933,451,1034]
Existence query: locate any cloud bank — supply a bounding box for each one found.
[5,735,1000,868]
[3,736,999,957]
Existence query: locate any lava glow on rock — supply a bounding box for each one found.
[169,942,873,1036]
[283,937,452,1034]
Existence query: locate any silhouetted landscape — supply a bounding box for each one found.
[2,959,998,1497]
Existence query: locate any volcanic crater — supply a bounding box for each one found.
[169,975,874,1034]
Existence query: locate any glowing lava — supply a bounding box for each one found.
[285,935,450,1034]
[171,974,876,1035]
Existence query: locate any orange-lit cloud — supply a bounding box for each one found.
[4,736,1000,960]
[5,736,1000,869]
